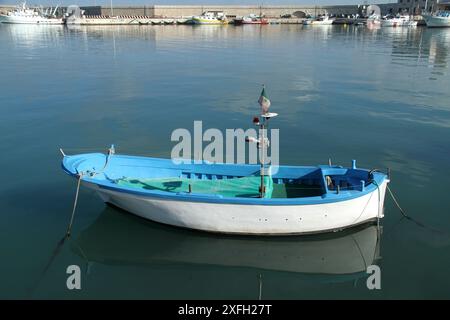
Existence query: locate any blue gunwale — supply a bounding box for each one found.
[62,153,388,206]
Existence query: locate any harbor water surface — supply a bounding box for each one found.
[0,24,450,299]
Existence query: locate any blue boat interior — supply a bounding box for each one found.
[62,153,386,202]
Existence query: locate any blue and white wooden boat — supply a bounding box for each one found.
[62,153,389,235]
[61,88,389,236]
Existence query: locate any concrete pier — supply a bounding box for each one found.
[1,3,404,19]
[93,4,363,18]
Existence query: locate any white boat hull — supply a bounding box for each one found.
[85,179,388,235]
[367,19,381,28]
[303,19,334,25]
[423,15,450,28]
[381,20,417,27]
[311,20,334,25]
[0,14,63,24]
[192,19,228,25]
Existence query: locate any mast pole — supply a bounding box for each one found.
[255,85,276,198]
[260,118,265,198]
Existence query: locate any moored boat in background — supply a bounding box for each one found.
[192,11,228,25]
[0,1,63,24]
[163,19,175,25]
[381,14,417,27]
[303,15,334,25]
[151,19,164,25]
[176,17,192,24]
[366,14,381,29]
[365,4,382,29]
[423,11,450,27]
[234,14,268,25]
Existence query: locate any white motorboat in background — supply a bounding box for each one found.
[381,15,418,27]
[234,14,268,25]
[303,15,334,25]
[367,14,381,29]
[0,2,63,25]
[423,11,450,28]
[366,4,382,29]
[192,11,228,25]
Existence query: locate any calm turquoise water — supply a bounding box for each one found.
[1,24,450,299]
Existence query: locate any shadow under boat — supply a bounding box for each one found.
[73,206,381,279]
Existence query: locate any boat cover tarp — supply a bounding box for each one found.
[116,176,273,198]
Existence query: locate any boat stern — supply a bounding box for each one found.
[61,153,107,177]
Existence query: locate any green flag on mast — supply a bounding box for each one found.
[258,86,271,114]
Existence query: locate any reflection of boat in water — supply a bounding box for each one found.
[73,208,380,276]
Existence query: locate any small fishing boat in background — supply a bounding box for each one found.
[163,19,175,25]
[423,11,450,28]
[176,18,190,24]
[365,4,382,29]
[234,14,268,25]
[61,89,389,236]
[151,19,164,25]
[138,21,149,25]
[366,14,381,29]
[303,15,334,25]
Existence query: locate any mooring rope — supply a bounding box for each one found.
[66,173,82,238]
[30,170,85,296]
[386,184,408,219]
[386,184,450,235]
